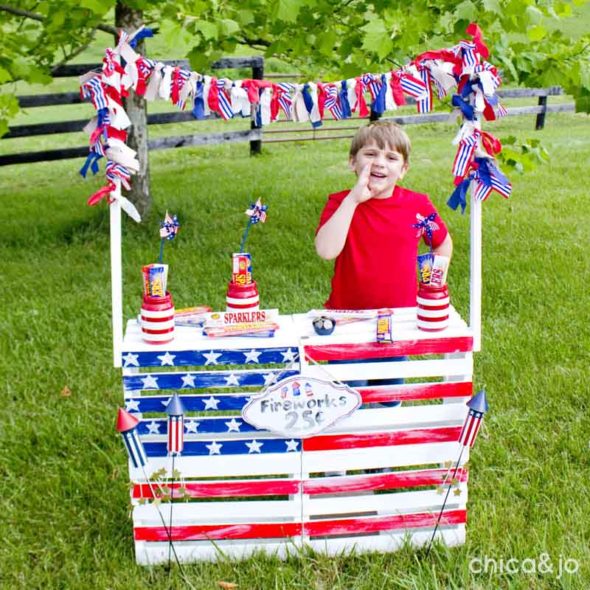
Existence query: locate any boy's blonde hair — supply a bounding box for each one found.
[349,121,411,163]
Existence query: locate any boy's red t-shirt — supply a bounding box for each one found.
[317,185,448,310]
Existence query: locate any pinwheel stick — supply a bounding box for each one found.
[158,238,165,264]
[239,219,253,254]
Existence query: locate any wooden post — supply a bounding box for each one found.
[115,3,151,218]
[535,94,548,130]
[110,186,123,368]
[250,59,264,155]
[469,194,482,352]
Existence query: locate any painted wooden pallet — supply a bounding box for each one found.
[122,306,473,564]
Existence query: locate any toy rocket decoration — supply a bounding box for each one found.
[116,407,148,469]
[458,389,488,448]
[166,394,186,455]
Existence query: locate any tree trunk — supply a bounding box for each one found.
[114,2,151,219]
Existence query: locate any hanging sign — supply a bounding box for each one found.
[242,375,361,437]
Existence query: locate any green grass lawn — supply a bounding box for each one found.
[1,110,589,589]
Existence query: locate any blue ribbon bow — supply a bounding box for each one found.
[339,80,352,119]
[192,80,205,120]
[447,176,472,214]
[129,28,155,49]
[302,84,322,128]
[451,94,476,121]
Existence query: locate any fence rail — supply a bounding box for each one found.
[0,58,575,167]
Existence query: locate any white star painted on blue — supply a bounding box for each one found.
[224,418,242,432]
[203,396,220,410]
[141,374,159,389]
[160,398,171,408]
[146,421,160,434]
[122,353,139,367]
[181,374,196,388]
[246,439,263,454]
[281,349,297,363]
[206,441,222,455]
[243,349,261,363]
[203,351,222,365]
[185,420,200,433]
[157,352,176,366]
[224,373,240,387]
[285,439,299,452]
[125,399,140,412]
[263,372,278,385]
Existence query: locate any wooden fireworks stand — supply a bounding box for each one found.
[113,196,484,565]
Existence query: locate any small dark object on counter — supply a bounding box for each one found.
[313,316,336,336]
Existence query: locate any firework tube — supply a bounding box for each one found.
[417,253,434,285]
[430,255,449,288]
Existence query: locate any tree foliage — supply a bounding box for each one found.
[1,0,589,135]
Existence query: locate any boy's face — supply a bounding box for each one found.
[350,141,408,199]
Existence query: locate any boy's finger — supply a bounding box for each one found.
[359,163,371,182]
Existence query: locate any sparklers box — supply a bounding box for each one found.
[121,306,474,565]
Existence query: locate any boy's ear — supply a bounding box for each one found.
[348,156,356,172]
[399,161,409,180]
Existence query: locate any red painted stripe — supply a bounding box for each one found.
[416,314,449,322]
[303,426,462,451]
[133,479,300,499]
[226,301,259,310]
[141,326,175,335]
[305,509,466,537]
[134,521,302,542]
[140,314,174,323]
[303,467,468,495]
[304,337,473,361]
[417,303,449,311]
[132,468,469,500]
[359,380,472,403]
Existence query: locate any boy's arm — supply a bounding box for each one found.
[432,233,453,261]
[315,164,372,260]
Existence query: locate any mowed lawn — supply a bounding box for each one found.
[0,111,589,589]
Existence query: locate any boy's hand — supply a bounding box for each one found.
[349,164,374,204]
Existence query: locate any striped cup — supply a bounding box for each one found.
[140,292,175,344]
[417,283,449,331]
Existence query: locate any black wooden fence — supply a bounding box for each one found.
[0,57,575,166]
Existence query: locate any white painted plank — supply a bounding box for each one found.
[307,526,465,553]
[135,403,469,443]
[294,308,471,346]
[301,442,468,474]
[470,195,482,352]
[301,355,473,382]
[135,539,300,565]
[110,193,123,368]
[134,500,300,525]
[134,526,465,564]
[303,484,468,517]
[122,315,299,353]
[130,452,302,480]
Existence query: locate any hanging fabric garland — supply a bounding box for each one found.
[80,23,512,218]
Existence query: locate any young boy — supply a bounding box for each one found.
[316,121,452,310]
